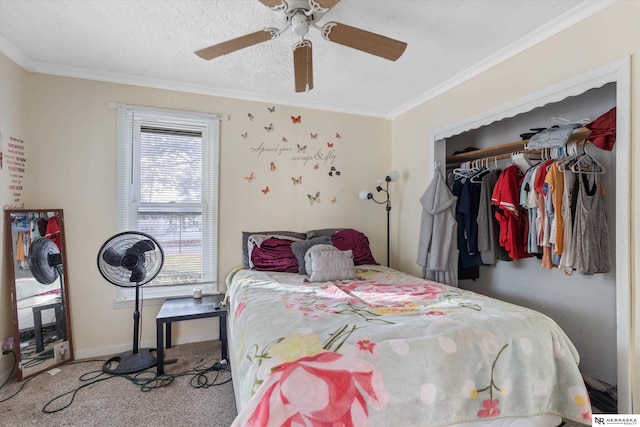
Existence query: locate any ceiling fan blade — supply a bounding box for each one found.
[258,0,284,8]
[293,40,313,93]
[195,29,276,60]
[313,0,341,10]
[321,22,407,61]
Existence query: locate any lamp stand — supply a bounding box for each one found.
[361,175,393,267]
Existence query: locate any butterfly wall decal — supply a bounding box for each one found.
[241,132,248,139]
[291,176,302,185]
[313,163,319,170]
[327,142,333,148]
[244,171,255,183]
[328,166,341,177]
[265,123,274,132]
[248,113,254,121]
[282,136,288,143]
[330,197,337,204]
[267,106,276,113]
[307,191,320,205]
[270,162,276,171]
[310,133,318,139]
[297,144,307,153]
[261,186,270,194]
[291,115,302,124]
[335,132,342,139]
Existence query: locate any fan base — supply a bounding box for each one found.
[102,348,157,375]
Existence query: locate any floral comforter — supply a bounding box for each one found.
[226,265,591,426]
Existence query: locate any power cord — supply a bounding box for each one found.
[42,357,231,414]
[0,349,33,403]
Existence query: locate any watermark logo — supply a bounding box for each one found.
[592,415,639,425]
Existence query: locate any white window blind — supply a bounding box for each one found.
[116,104,219,301]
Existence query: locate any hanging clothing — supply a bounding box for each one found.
[569,174,612,275]
[37,217,48,236]
[520,165,542,256]
[453,178,483,280]
[477,169,500,265]
[491,165,531,260]
[16,231,30,269]
[558,169,576,274]
[545,162,566,254]
[586,107,616,151]
[458,178,482,255]
[45,215,62,250]
[417,169,459,286]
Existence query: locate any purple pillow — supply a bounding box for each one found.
[250,237,299,273]
[242,230,306,268]
[331,229,378,266]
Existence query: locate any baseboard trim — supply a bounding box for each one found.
[73,332,218,361]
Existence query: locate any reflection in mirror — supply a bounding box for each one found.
[5,209,73,380]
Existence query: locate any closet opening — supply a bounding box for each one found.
[430,57,631,413]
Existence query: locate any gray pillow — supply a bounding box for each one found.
[305,245,355,282]
[291,236,332,274]
[242,231,306,268]
[305,228,344,239]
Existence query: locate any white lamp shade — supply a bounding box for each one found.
[387,170,400,182]
[359,190,371,200]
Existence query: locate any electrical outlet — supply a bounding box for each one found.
[54,341,70,363]
[2,337,14,352]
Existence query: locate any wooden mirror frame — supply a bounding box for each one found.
[4,208,73,380]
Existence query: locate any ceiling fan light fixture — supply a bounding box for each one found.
[291,12,310,36]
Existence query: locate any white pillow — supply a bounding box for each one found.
[305,245,356,282]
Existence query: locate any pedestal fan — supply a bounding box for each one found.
[97,231,164,375]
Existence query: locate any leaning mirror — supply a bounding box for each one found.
[5,209,73,380]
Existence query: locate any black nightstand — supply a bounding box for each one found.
[155,294,227,375]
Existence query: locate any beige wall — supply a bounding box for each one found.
[391,0,639,410]
[1,66,391,359]
[0,53,30,375]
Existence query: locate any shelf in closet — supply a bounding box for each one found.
[445,127,591,168]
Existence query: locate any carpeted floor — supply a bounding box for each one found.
[0,340,237,427]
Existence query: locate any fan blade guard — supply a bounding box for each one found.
[321,22,407,61]
[97,231,164,287]
[195,29,278,60]
[293,40,313,93]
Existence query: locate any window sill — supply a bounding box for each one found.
[112,284,218,309]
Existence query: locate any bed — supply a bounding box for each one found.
[225,229,591,427]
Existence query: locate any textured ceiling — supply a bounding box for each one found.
[0,0,607,118]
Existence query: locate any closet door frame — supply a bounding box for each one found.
[430,56,632,413]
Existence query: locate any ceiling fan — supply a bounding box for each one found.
[194,0,407,93]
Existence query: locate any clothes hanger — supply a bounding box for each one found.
[470,158,490,183]
[453,160,479,180]
[570,143,605,175]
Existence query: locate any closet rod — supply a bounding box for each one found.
[445,127,591,168]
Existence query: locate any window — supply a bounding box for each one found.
[116,104,220,302]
